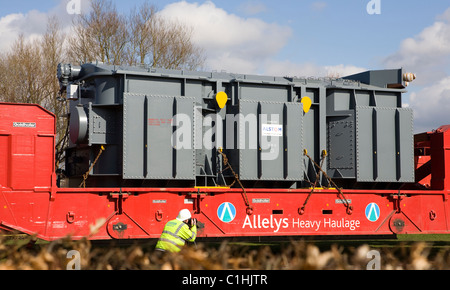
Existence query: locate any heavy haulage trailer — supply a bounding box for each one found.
[0,63,448,241]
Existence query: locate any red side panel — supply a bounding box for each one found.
[0,103,55,191]
[430,126,450,190]
[0,135,9,187]
[0,187,449,241]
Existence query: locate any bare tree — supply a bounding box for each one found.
[0,53,6,101]
[149,16,205,70]
[0,0,206,171]
[0,35,43,104]
[127,2,158,66]
[41,17,69,168]
[67,0,129,65]
[0,17,69,168]
[68,0,205,69]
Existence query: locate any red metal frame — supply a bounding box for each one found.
[0,103,449,241]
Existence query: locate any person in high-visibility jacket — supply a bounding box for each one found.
[155,209,197,253]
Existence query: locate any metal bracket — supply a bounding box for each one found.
[390,193,407,213]
[189,190,206,214]
[110,189,129,215]
[66,211,75,224]
[112,222,127,232]
[155,210,163,222]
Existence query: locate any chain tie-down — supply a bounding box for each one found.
[79,146,105,188]
[300,149,353,215]
[218,148,253,215]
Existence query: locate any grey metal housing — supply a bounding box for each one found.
[58,63,414,188]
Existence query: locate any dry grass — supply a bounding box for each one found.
[0,236,449,270]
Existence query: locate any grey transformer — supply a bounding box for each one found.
[58,63,415,189]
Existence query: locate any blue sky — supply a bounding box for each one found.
[1,0,448,69]
[1,0,450,132]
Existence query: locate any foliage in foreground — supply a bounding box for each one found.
[0,235,449,270]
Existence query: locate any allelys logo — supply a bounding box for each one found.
[217,202,236,223]
[365,203,380,222]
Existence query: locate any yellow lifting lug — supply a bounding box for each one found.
[301,96,312,113]
[215,91,228,109]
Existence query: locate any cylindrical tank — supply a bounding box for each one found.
[69,105,88,144]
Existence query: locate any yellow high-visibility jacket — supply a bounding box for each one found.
[155,219,197,252]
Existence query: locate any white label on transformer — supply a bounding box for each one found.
[67,84,79,99]
[261,124,283,137]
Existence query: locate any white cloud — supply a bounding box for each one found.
[0,0,90,53]
[384,8,450,86]
[409,76,450,133]
[159,1,366,79]
[159,1,292,74]
[311,2,327,12]
[239,1,267,15]
[263,60,365,78]
[0,11,47,52]
[384,8,450,132]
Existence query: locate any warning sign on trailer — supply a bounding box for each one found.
[13,122,36,128]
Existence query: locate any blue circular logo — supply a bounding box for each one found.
[217,202,236,223]
[365,203,380,222]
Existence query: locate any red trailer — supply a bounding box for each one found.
[0,102,448,241]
